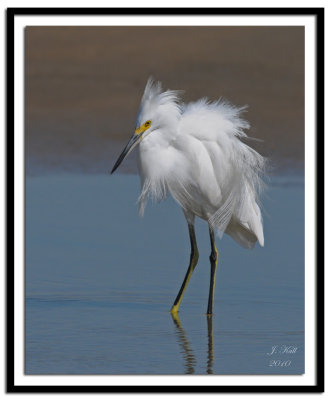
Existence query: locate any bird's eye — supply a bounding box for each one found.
[145,120,151,128]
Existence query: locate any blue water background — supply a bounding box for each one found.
[25,173,304,374]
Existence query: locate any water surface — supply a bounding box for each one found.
[25,173,304,374]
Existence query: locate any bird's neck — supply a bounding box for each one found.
[141,125,178,150]
[138,125,177,182]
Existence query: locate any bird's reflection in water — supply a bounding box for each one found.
[206,315,214,374]
[171,313,196,374]
[171,313,215,374]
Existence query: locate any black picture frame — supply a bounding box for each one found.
[6,7,324,393]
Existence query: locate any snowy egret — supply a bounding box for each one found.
[111,78,265,315]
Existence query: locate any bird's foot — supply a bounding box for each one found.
[170,305,179,314]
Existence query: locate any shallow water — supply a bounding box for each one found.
[25,173,304,374]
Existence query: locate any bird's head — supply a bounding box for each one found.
[111,78,182,174]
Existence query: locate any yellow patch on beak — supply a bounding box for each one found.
[135,120,151,135]
[135,125,146,135]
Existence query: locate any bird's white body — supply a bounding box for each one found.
[136,80,265,249]
[111,78,266,314]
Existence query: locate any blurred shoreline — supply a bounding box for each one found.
[25,26,304,175]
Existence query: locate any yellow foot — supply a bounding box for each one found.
[170,305,179,314]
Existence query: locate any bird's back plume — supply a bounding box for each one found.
[136,79,266,248]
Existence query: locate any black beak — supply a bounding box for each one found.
[111,133,141,174]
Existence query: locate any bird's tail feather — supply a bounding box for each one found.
[224,219,258,249]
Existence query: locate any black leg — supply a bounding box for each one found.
[171,223,199,314]
[207,225,218,315]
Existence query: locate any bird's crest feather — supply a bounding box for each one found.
[136,77,182,127]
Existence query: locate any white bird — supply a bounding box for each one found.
[111,78,265,315]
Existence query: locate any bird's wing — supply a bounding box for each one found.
[178,99,265,246]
